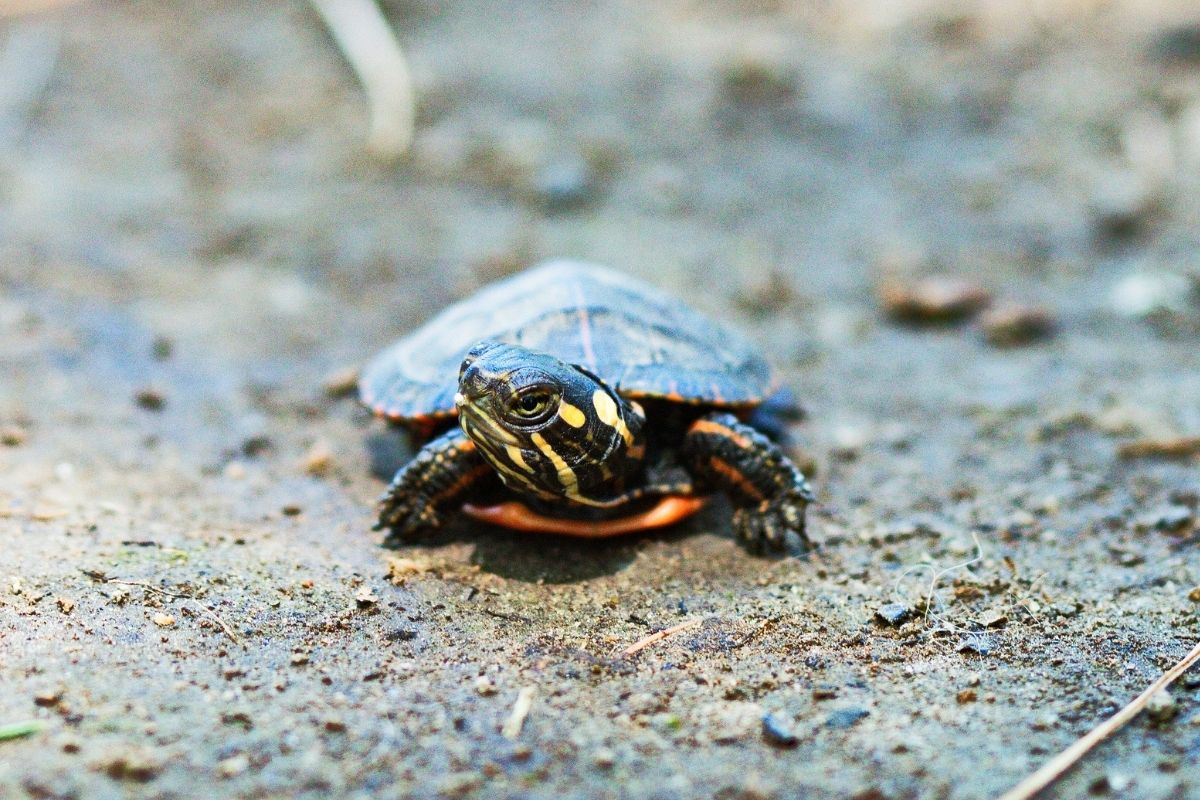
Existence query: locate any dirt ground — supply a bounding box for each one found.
[2,1,1200,798]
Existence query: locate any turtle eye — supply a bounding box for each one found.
[507,390,555,423]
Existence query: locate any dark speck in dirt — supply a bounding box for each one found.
[387,627,417,642]
[240,435,273,458]
[134,387,166,411]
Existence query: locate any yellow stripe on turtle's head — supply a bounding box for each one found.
[456,341,646,504]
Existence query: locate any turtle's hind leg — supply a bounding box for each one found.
[376,427,498,545]
[681,412,814,554]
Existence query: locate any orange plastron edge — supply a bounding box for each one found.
[461,496,707,538]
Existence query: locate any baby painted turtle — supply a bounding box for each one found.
[360,260,813,553]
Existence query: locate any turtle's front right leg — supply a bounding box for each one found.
[376,427,497,544]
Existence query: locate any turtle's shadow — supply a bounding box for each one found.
[396,518,699,583]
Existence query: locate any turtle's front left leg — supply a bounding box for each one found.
[681,412,814,554]
[376,427,498,545]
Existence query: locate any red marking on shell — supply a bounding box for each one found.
[461,496,707,537]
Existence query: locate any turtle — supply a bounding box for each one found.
[359,259,814,553]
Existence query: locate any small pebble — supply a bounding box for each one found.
[591,748,616,769]
[134,388,166,411]
[980,610,1008,628]
[387,627,418,642]
[354,587,379,608]
[322,367,359,398]
[1109,271,1191,318]
[474,676,498,697]
[811,684,838,700]
[1149,23,1200,66]
[735,270,798,315]
[301,442,335,477]
[879,276,991,325]
[101,749,163,782]
[534,157,596,213]
[241,436,272,458]
[1141,505,1194,533]
[720,53,798,106]
[1089,172,1159,240]
[1,426,27,446]
[281,504,302,517]
[1146,690,1178,724]
[324,719,347,733]
[956,689,977,704]
[1030,712,1058,731]
[34,688,64,707]
[874,603,911,627]
[825,707,869,729]
[760,713,799,747]
[55,596,75,615]
[1108,546,1144,567]
[1188,587,1200,603]
[152,613,175,628]
[957,634,993,656]
[290,653,309,666]
[151,336,174,361]
[980,304,1057,347]
[217,754,250,778]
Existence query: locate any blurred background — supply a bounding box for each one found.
[2,2,1199,798]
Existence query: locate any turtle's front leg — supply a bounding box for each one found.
[681,412,814,554]
[376,427,498,545]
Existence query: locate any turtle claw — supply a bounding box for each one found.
[376,485,442,543]
[732,489,811,555]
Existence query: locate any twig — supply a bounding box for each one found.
[501,686,535,740]
[731,616,780,649]
[99,578,189,599]
[0,719,43,741]
[623,618,702,657]
[483,608,531,624]
[1117,436,1200,460]
[310,0,415,159]
[187,601,242,646]
[998,640,1200,800]
[87,574,242,647]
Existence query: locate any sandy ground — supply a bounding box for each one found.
[2,1,1199,798]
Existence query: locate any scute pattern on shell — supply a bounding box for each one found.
[360,260,774,421]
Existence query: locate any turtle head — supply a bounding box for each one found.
[454,341,646,504]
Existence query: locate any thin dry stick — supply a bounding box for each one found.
[310,0,415,159]
[501,686,536,740]
[998,640,1200,800]
[623,618,702,657]
[731,616,780,649]
[99,577,242,647]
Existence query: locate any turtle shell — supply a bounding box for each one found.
[360,260,774,422]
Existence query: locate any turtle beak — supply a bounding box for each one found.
[453,392,465,408]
